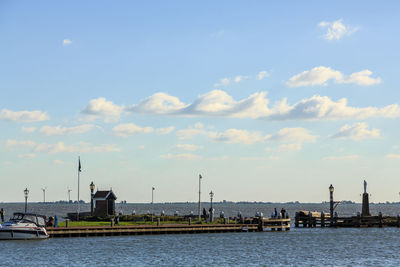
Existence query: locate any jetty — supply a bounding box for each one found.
[295,181,400,228]
[46,218,290,238]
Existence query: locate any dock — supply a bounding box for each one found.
[294,210,400,228]
[46,218,290,238]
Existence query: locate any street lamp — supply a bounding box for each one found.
[198,174,202,222]
[209,191,214,222]
[151,187,155,222]
[329,184,334,224]
[24,188,29,212]
[90,181,95,216]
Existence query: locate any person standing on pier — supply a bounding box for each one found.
[281,208,286,218]
[274,208,278,218]
[0,208,4,223]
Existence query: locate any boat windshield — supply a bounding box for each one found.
[11,214,24,221]
[22,215,38,224]
[36,217,45,226]
[10,214,46,226]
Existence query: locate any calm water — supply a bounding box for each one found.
[1,203,400,266]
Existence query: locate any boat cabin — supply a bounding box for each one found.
[10,213,47,227]
[93,190,117,217]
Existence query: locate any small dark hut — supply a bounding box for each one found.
[93,190,117,217]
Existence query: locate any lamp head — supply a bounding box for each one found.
[24,188,29,197]
[329,184,334,193]
[89,181,95,191]
[209,191,214,198]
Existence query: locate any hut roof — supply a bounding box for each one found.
[93,190,117,200]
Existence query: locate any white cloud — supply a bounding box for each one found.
[138,145,145,150]
[34,142,120,153]
[160,153,202,160]
[287,66,343,87]
[181,90,270,119]
[176,123,207,140]
[18,153,36,159]
[21,126,36,133]
[81,97,123,122]
[265,128,317,143]
[210,127,316,145]
[176,144,203,151]
[128,93,186,115]
[112,123,153,137]
[0,109,49,122]
[330,122,380,141]
[269,95,400,120]
[54,159,65,164]
[286,66,381,87]
[278,143,302,152]
[210,129,265,144]
[318,19,358,41]
[322,155,359,161]
[6,140,36,147]
[214,77,231,87]
[209,156,230,161]
[156,126,175,134]
[387,154,400,159]
[343,70,381,86]
[257,71,269,80]
[39,124,95,136]
[63,39,72,46]
[234,75,248,83]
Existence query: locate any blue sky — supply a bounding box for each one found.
[1,1,400,203]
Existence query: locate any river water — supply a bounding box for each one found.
[1,203,400,266]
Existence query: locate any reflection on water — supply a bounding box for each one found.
[1,228,400,266]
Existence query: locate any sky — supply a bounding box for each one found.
[1,1,400,203]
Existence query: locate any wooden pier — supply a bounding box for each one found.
[295,210,400,228]
[46,218,290,238]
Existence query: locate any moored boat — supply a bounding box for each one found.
[0,212,49,240]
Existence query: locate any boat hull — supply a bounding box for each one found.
[0,229,48,240]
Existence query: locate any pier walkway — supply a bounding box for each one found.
[46,219,290,238]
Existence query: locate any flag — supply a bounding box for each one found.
[78,157,82,172]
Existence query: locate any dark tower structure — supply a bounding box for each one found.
[361,180,371,217]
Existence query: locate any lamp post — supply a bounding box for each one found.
[42,187,46,203]
[90,181,95,216]
[67,188,72,203]
[209,191,214,223]
[329,184,334,225]
[198,174,202,222]
[24,188,29,212]
[151,187,155,222]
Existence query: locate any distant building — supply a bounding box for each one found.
[93,190,117,217]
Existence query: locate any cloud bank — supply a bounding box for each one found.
[330,122,380,140]
[286,66,381,87]
[1,109,49,122]
[83,90,400,122]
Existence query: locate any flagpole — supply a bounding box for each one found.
[77,156,80,221]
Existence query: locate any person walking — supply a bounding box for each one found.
[202,208,207,221]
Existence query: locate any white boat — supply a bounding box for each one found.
[0,212,49,240]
